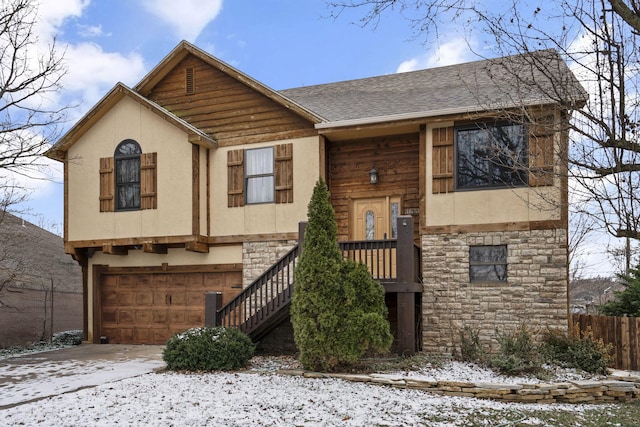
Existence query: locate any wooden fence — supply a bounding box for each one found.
[571,313,640,371]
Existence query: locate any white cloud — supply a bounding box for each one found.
[141,0,223,41]
[77,24,110,38]
[34,0,90,40]
[64,42,146,108]
[396,37,472,72]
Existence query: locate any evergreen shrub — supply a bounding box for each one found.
[163,327,255,371]
[291,179,393,371]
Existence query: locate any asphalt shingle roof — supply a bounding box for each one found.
[279,49,587,124]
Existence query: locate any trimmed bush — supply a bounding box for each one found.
[52,330,83,346]
[291,179,393,371]
[163,327,255,371]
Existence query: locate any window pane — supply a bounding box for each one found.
[118,183,140,209]
[390,202,398,239]
[246,176,274,203]
[246,147,273,175]
[365,210,375,240]
[488,125,527,186]
[469,245,507,282]
[469,245,507,263]
[457,127,492,188]
[456,124,528,189]
[470,264,507,281]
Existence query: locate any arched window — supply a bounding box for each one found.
[114,139,141,210]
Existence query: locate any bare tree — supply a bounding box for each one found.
[0,0,67,213]
[0,0,67,307]
[329,0,640,263]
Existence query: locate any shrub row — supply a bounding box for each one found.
[457,324,613,376]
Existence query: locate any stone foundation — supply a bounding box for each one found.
[242,240,297,286]
[421,228,568,355]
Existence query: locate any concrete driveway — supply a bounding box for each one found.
[0,344,165,409]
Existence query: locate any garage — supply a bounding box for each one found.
[97,267,242,344]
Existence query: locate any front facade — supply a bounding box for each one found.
[47,42,586,353]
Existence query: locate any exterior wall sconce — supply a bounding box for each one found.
[369,166,378,185]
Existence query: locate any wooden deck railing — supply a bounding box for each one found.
[216,244,299,336]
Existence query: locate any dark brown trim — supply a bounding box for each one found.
[319,135,326,182]
[206,148,211,236]
[65,232,300,254]
[192,144,200,236]
[64,157,69,242]
[92,264,107,344]
[142,243,168,254]
[100,263,242,275]
[419,124,427,232]
[186,240,209,253]
[102,243,128,255]
[421,220,565,235]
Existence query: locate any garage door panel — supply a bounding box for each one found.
[152,310,168,324]
[186,311,203,324]
[119,309,136,324]
[136,311,152,324]
[120,328,134,342]
[169,311,185,323]
[100,269,242,344]
[186,292,204,306]
[118,293,135,306]
[102,291,118,306]
[135,291,153,306]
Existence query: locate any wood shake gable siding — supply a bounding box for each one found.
[144,55,316,146]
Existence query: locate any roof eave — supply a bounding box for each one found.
[315,97,586,131]
[45,83,217,161]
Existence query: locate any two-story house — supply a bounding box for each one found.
[46,41,586,354]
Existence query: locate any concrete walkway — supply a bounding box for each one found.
[0,344,165,409]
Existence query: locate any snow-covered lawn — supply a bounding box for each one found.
[1,354,630,426]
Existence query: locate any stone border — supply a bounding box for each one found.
[278,370,640,404]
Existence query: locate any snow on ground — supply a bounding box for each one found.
[0,369,592,427]
[0,354,605,426]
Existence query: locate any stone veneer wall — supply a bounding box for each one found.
[421,228,568,355]
[242,240,298,286]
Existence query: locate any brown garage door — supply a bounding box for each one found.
[100,270,242,344]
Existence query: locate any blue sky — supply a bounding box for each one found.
[12,0,623,277]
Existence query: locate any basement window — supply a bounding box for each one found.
[469,245,507,282]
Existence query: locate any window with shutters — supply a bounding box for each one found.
[456,123,528,190]
[227,143,293,207]
[245,147,274,204]
[99,139,157,212]
[115,139,141,210]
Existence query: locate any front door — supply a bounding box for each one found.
[351,196,401,241]
[350,196,401,279]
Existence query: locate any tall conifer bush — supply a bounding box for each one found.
[291,179,392,371]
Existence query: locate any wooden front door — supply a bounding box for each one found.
[350,196,400,278]
[351,196,401,240]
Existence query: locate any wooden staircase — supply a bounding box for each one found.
[212,217,423,353]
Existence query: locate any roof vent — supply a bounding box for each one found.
[185,67,194,95]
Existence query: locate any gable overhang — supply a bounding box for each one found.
[135,40,324,126]
[46,83,217,161]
